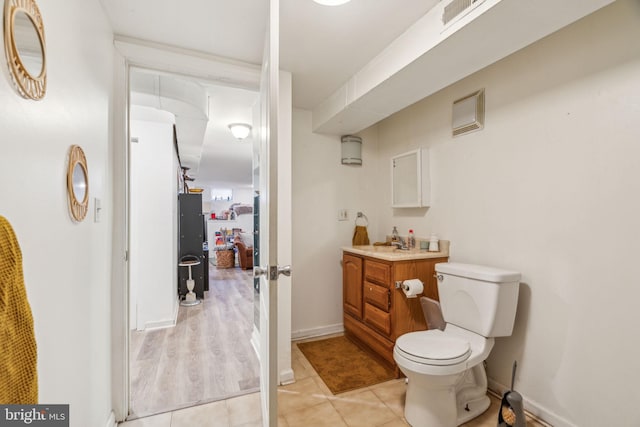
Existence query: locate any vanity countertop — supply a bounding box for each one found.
[343,241,449,261]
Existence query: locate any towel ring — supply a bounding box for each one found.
[355,212,369,226]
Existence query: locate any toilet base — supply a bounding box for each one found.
[456,394,490,425]
[402,364,491,427]
[404,372,462,427]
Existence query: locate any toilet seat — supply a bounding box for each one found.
[395,330,471,366]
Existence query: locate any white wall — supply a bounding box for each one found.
[130,108,179,330]
[291,109,381,339]
[373,2,640,426]
[207,186,254,215]
[0,1,114,426]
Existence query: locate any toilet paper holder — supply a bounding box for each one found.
[395,279,423,289]
[396,278,424,298]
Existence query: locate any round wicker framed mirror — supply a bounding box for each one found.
[67,145,89,222]
[3,0,46,100]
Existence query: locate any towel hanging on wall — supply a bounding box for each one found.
[0,215,38,404]
[352,212,370,246]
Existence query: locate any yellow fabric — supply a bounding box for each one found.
[352,225,370,246]
[0,216,38,404]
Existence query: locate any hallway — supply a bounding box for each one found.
[129,264,258,417]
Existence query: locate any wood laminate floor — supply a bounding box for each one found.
[129,263,259,418]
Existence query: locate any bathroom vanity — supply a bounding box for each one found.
[342,244,449,373]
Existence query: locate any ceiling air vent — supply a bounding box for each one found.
[443,0,484,26]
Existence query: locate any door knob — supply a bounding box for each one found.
[254,266,268,277]
[276,265,292,278]
[254,265,292,279]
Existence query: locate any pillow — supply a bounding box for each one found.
[239,232,253,247]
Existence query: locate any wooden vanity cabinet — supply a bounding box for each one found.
[343,254,363,320]
[343,252,448,371]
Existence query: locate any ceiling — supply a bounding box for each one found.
[100,0,440,193]
[102,0,613,193]
[101,0,440,109]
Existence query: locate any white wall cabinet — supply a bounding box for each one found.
[391,148,430,208]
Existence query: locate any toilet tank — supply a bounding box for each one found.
[435,263,520,337]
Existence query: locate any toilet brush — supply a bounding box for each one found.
[498,361,525,427]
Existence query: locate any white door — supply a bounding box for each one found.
[256,0,287,426]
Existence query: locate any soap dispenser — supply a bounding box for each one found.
[391,226,399,243]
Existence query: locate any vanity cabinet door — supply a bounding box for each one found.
[343,254,363,320]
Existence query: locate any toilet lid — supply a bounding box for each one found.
[395,331,471,366]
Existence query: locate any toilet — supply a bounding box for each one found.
[393,262,521,427]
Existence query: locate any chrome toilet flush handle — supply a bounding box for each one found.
[434,274,444,282]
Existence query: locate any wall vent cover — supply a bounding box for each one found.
[443,0,483,26]
[452,89,485,137]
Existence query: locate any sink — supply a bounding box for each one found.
[373,246,398,253]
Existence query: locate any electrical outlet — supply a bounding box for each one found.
[338,209,348,221]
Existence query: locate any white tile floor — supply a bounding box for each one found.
[119,339,548,427]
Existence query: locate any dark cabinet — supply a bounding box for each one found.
[178,193,207,299]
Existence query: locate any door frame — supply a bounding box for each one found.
[110,39,292,421]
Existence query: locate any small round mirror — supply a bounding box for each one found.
[13,11,44,78]
[67,145,89,222]
[3,0,47,99]
[72,163,87,203]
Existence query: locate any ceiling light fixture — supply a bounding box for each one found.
[228,123,252,140]
[313,0,351,5]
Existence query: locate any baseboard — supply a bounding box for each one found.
[279,367,295,386]
[142,296,179,330]
[488,378,572,427]
[251,326,294,386]
[105,411,116,427]
[143,318,176,330]
[291,323,344,341]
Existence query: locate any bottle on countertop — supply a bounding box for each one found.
[391,226,400,243]
[408,229,415,249]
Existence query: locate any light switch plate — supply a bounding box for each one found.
[338,209,348,221]
[94,198,102,223]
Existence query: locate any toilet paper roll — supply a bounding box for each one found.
[402,279,424,298]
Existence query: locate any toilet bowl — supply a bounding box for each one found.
[393,263,520,427]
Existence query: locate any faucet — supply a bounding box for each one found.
[391,238,407,250]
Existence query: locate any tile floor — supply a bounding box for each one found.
[120,339,548,427]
